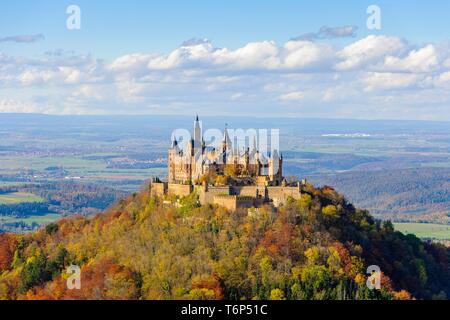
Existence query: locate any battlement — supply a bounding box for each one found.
[151,179,306,211]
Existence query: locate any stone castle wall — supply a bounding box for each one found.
[150,181,303,211]
[267,186,301,199]
[213,195,255,211]
[267,186,302,207]
[198,186,231,205]
[232,186,259,197]
[168,183,193,197]
[151,182,167,197]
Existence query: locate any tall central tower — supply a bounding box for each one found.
[193,115,202,151]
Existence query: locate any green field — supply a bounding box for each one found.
[0,192,44,204]
[395,223,450,240]
[0,213,61,225]
[0,154,165,190]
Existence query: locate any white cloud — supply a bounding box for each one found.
[109,53,154,72]
[230,92,243,100]
[0,99,37,112]
[1,35,450,119]
[383,44,439,73]
[72,85,108,101]
[279,91,305,101]
[434,71,450,87]
[147,41,218,70]
[362,72,423,91]
[336,35,407,71]
[144,39,333,72]
[18,69,59,85]
[322,86,359,102]
[282,41,334,70]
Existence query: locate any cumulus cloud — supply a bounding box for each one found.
[16,66,99,86]
[109,53,155,73]
[293,25,358,41]
[0,34,45,43]
[145,40,279,70]
[1,35,450,119]
[143,39,334,72]
[382,44,439,73]
[336,35,407,71]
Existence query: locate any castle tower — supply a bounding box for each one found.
[168,137,179,183]
[191,116,204,183]
[269,149,282,185]
[256,150,261,176]
[279,152,283,183]
[194,115,202,151]
[244,147,250,174]
[222,125,232,164]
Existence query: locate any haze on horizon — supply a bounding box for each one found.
[1,0,450,121]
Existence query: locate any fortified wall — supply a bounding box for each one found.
[151,180,304,211]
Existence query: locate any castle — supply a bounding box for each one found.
[151,116,304,211]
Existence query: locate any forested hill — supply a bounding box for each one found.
[1,183,449,300]
[307,168,450,223]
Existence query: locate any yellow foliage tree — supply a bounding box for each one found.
[322,205,338,218]
[224,165,237,177]
[215,175,229,186]
[304,247,320,265]
[269,288,286,300]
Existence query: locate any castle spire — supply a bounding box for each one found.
[194,115,202,149]
[273,149,279,158]
[223,124,232,149]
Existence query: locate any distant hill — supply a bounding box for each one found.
[1,182,449,300]
[307,167,450,223]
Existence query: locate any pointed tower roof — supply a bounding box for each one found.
[194,115,202,148]
[252,135,257,151]
[172,137,178,148]
[273,149,279,159]
[223,124,232,149]
[171,137,180,152]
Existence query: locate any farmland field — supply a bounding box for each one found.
[395,223,450,240]
[0,213,61,225]
[0,192,44,204]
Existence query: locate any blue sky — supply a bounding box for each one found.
[1,1,450,120]
[2,0,449,57]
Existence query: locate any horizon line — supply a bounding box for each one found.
[0,112,449,123]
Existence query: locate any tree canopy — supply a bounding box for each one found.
[0,183,449,300]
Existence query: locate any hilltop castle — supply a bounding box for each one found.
[151,116,304,210]
[168,116,283,186]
